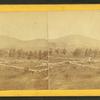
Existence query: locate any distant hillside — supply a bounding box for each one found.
[0,34,100,50]
[0,35,22,49]
[50,34,100,49]
[0,35,48,51]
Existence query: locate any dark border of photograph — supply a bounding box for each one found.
[0,97,100,100]
[0,0,99,4]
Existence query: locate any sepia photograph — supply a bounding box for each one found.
[0,12,48,90]
[0,10,100,90]
[48,11,100,89]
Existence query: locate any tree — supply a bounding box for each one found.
[42,50,48,60]
[48,48,53,56]
[84,48,93,57]
[73,48,82,57]
[62,48,67,55]
[55,49,59,55]
[38,50,42,60]
[9,48,16,57]
[33,51,38,59]
[16,49,24,58]
[27,51,33,59]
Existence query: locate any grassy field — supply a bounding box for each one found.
[48,56,100,89]
[0,58,48,90]
[1,56,100,90]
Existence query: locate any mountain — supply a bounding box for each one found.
[0,35,48,51]
[49,34,100,49]
[0,35,22,49]
[0,34,100,50]
[21,39,48,50]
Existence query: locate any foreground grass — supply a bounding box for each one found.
[0,58,48,90]
[49,57,100,89]
[0,56,100,90]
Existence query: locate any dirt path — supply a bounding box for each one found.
[48,60,100,69]
[0,62,48,73]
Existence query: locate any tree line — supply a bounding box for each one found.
[0,48,100,59]
[49,48,100,58]
[73,48,100,58]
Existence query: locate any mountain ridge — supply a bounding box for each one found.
[0,34,100,50]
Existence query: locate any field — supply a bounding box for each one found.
[49,56,100,89]
[0,56,100,90]
[0,57,48,90]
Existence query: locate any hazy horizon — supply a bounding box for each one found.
[0,11,100,40]
[1,33,100,41]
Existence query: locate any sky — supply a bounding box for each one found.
[0,11,100,40]
[0,12,47,40]
[48,10,100,40]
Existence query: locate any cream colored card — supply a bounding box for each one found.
[0,5,100,96]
